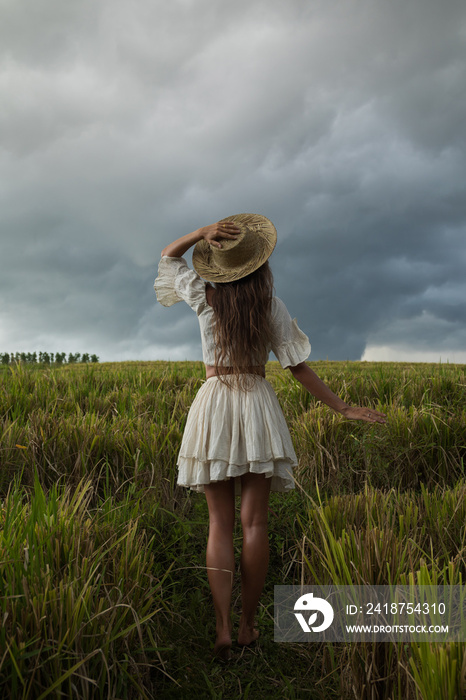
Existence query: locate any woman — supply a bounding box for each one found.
[154,213,386,660]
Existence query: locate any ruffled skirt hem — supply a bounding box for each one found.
[176,376,297,495]
[177,457,295,494]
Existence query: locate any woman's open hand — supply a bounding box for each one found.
[340,405,387,424]
[199,221,241,249]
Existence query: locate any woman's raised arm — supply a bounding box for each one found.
[161,222,240,258]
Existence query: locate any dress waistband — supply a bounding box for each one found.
[203,375,269,389]
[205,365,266,380]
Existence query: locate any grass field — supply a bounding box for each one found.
[0,360,465,698]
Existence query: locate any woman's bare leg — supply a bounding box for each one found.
[238,472,272,645]
[204,478,236,658]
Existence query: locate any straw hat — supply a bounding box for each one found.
[192,213,277,283]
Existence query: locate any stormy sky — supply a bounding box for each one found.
[1,0,465,363]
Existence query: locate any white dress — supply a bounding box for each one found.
[154,256,311,495]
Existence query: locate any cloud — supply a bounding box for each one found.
[1,0,465,362]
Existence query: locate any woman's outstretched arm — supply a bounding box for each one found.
[161,221,240,257]
[288,362,387,424]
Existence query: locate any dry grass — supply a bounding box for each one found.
[0,360,465,698]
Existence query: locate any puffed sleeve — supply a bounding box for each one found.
[154,256,207,313]
[270,297,311,368]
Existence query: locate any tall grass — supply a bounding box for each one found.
[0,470,167,699]
[1,360,465,697]
[292,481,466,698]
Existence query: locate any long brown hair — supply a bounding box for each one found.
[210,261,274,389]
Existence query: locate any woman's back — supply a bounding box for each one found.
[154,255,311,373]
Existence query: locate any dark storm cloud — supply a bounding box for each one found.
[1,0,465,361]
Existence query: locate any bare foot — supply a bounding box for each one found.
[214,642,232,661]
[237,617,259,646]
[213,629,232,661]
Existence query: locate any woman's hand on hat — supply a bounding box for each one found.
[199,222,241,249]
[340,405,387,424]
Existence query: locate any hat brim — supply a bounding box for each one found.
[192,213,277,283]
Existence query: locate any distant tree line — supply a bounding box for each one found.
[1,352,99,365]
